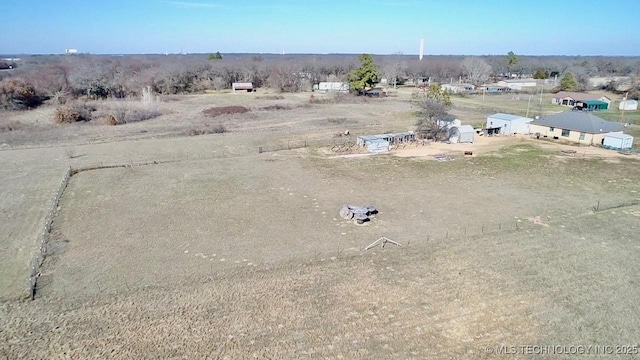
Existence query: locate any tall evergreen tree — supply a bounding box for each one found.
[347,54,380,92]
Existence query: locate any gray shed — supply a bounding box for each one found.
[366,139,390,153]
[486,113,533,135]
[448,125,474,143]
[602,133,634,150]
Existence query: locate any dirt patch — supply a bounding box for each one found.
[203,106,249,117]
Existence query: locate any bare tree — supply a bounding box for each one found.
[461,57,492,85]
[414,98,455,141]
[212,77,226,92]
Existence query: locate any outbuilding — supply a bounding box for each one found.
[365,139,390,153]
[314,82,349,92]
[575,100,608,111]
[619,99,638,111]
[232,82,254,93]
[486,113,533,135]
[602,133,634,150]
[448,125,475,143]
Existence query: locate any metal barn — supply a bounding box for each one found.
[486,113,533,135]
[448,125,475,143]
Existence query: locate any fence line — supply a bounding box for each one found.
[28,166,71,300]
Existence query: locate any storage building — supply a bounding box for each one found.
[486,113,533,135]
[602,133,634,150]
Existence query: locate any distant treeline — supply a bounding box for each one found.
[1,53,639,110]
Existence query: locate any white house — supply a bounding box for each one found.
[619,99,638,111]
[486,113,533,135]
[552,91,611,107]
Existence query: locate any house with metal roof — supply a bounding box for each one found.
[551,91,611,107]
[529,111,625,145]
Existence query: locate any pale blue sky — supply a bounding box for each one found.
[2,0,639,55]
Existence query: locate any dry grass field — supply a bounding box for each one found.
[1,90,640,358]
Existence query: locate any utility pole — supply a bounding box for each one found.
[526,95,532,118]
[538,82,545,116]
[620,92,629,124]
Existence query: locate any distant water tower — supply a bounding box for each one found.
[419,39,424,61]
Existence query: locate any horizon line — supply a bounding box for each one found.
[2,52,639,58]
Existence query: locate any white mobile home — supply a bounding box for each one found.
[314,82,349,92]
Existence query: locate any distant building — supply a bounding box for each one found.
[619,99,638,111]
[231,82,254,93]
[497,78,538,91]
[64,48,78,54]
[313,82,348,92]
[442,83,476,94]
[551,91,611,107]
[486,113,533,135]
[529,111,624,145]
[482,84,511,93]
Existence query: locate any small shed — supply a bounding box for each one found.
[619,99,638,111]
[486,113,533,135]
[366,139,390,153]
[448,125,475,143]
[232,82,254,93]
[602,133,634,150]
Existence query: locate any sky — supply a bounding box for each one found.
[2,0,639,56]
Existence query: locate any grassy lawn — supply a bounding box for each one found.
[595,107,640,125]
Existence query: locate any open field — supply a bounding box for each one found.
[1,90,640,358]
[36,144,640,300]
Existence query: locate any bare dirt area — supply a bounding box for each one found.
[2,92,640,358]
[392,134,640,162]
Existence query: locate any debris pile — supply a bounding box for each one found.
[339,204,378,225]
